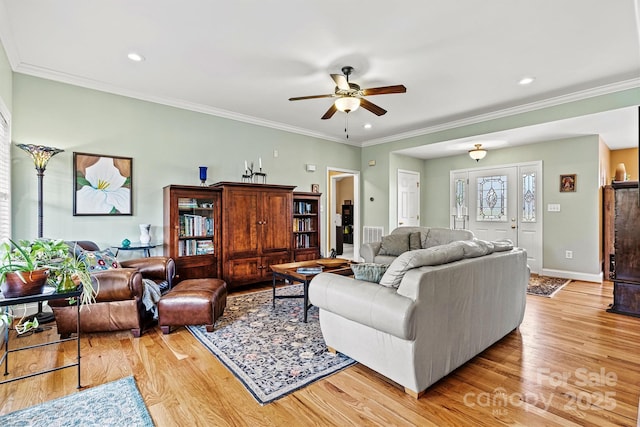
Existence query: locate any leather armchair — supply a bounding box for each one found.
[49,241,175,338]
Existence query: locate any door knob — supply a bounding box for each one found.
[511,224,516,229]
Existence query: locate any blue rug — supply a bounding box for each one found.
[188,284,356,405]
[0,376,154,426]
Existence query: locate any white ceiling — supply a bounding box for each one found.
[0,1,639,156]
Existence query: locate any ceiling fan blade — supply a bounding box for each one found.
[331,74,350,91]
[289,94,335,101]
[360,98,387,116]
[321,104,338,120]
[361,85,407,96]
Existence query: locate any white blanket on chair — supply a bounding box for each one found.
[142,279,162,319]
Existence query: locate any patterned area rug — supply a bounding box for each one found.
[0,376,153,426]
[188,284,356,405]
[527,275,571,297]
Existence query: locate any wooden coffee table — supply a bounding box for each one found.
[270,259,354,322]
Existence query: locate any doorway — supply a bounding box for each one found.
[451,161,542,273]
[327,168,360,261]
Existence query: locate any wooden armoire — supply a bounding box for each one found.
[605,181,640,317]
[211,182,295,289]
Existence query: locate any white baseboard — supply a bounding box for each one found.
[540,268,603,283]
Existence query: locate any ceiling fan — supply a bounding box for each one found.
[289,66,407,120]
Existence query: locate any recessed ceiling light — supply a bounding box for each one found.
[518,76,535,85]
[363,123,372,129]
[127,52,145,62]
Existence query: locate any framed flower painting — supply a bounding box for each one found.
[73,152,133,215]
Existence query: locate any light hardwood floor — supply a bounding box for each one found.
[1,280,639,426]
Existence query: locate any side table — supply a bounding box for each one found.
[0,286,82,388]
[113,243,157,258]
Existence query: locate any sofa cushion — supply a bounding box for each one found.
[350,263,390,283]
[79,248,121,271]
[379,243,465,288]
[409,232,422,250]
[378,234,410,256]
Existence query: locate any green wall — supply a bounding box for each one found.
[11,74,359,251]
[6,66,639,277]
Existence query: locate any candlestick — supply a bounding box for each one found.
[244,160,248,172]
[259,157,262,169]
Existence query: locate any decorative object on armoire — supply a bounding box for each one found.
[139,224,151,245]
[606,181,640,317]
[16,143,64,238]
[614,163,627,181]
[199,166,208,186]
[73,152,133,216]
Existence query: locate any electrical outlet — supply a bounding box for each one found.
[565,250,573,259]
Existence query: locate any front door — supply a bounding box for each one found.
[456,162,542,274]
[468,167,518,243]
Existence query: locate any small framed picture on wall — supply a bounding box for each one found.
[311,183,320,193]
[560,174,576,192]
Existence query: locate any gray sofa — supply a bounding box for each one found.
[361,226,475,264]
[309,239,529,397]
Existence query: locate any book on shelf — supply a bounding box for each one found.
[178,239,214,256]
[294,201,313,215]
[180,214,214,237]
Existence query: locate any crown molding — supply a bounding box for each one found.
[9,60,639,150]
[360,78,640,147]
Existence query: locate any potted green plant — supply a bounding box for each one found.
[0,238,97,307]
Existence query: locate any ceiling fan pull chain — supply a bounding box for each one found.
[345,114,349,139]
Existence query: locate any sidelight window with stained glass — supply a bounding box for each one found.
[522,172,536,222]
[476,175,507,221]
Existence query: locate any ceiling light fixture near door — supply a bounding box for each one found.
[468,144,487,162]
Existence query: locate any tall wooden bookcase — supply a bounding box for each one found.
[163,185,221,283]
[293,191,321,261]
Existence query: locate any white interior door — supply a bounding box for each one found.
[397,169,420,227]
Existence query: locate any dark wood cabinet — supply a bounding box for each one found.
[212,182,295,288]
[163,185,221,283]
[293,192,321,261]
[342,204,353,244]
[606,181,640,317]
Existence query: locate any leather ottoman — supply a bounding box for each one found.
[158,278,227,334]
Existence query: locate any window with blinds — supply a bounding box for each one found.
[0,109,10,241]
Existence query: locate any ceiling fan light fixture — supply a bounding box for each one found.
[469,144,487,162]
[335,96,360,113]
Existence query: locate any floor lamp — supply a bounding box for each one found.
[16,143,64,323]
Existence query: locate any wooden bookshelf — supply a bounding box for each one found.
[293,191,321,261]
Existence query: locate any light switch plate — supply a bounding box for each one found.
[547,203,561,212]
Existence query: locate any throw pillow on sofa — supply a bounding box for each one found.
[79,248,121,271]
[378,234,410,256]
[350,263,390,283]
